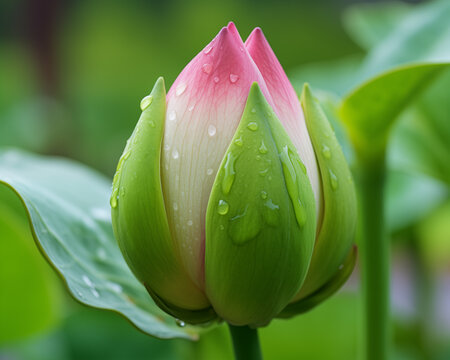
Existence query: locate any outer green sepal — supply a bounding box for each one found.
[111,77,216,324]
[205,83,316,327]
[278,246,357,318]
[291,84,357,302]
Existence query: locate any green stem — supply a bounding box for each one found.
[228,324,263,360]
[358,155,390,360]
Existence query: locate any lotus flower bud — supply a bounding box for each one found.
[111,23,357,327]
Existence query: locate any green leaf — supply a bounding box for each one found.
[0,149,198,340]
[340,63,449,161]
[389,68,450,184]
[205,83,316,326]
[342,1,413,50]
[357,0,450,81]
[0,187,61,344]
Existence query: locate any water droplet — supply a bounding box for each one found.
[219,224,225,230]
[259,140,268,154]
[168,110,176,121]
[218,200,229,215]
[259,168,269,176]
[234,137,243,146]
[204,45,213,54]
[202,63,212,74]
[107,282,123,293]
[213,76,220,83]
[120,187,126,197]
[187,220,193,226]
[188,104,195,112]
[222,152,237,194]
[164,144,170,151]
[247,122,258,131]
[176,83,187,96]
[279,146,306,227]
[251,108,256,114]
[173,202,178,211]
[229,205,262,244]
[263,198,280,226]
[239,46,244,52]
[208,124,216,137]
[207,168,214,176]
[261,191,268,199]
[149,120,155,128]
[176,319,186,327]
[140,95,153,111]
[110,192,118,208]
[172,149,179,159]
[91,289,100,298]
[229,74,239,83]
[322,144,331,159]
[82,275,93,287]
[329,169,338,190]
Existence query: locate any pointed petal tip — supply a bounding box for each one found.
[245,27,264,45]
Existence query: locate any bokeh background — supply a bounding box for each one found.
[1,0,449,359]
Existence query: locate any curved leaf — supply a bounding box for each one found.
[0,149,198,340]
[340,63,448,160]
[0,187,61,344]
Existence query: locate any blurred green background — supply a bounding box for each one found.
[1,0,449,359]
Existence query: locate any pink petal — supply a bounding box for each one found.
[245,28,322,218]
[161,23,272,289]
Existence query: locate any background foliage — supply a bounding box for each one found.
[0,0,449,359]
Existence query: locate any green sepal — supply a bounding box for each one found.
[205,83,316,327]
[292,84,357,301]
[278,245,357,318]
[111,77,216,323]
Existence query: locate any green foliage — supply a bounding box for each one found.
[0,187,61,344]
[340,63,448,161]
[0,149,198,340]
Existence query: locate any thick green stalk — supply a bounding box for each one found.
[358,155,390,360]
[228,324,263,360]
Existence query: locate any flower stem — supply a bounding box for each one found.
[228,324,263,360]
[358,155,390,360]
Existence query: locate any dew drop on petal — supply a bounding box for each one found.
[202,63,212,74]
[207,168,214,176]
[218,200,229,215]
[168,110,177,121]
[247,122,258,131]
[140,95,153,111]
[329,169,339,190]
[172,149,179,159]
[322,144,331,159]
[204,45,213,54]
[164,144,170,151]
[213,76,220,83]
[208,124,216,137]
[188,104,195,112]
[176,83,187,96]
[234,137,243,146]
[229,74,239,83]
